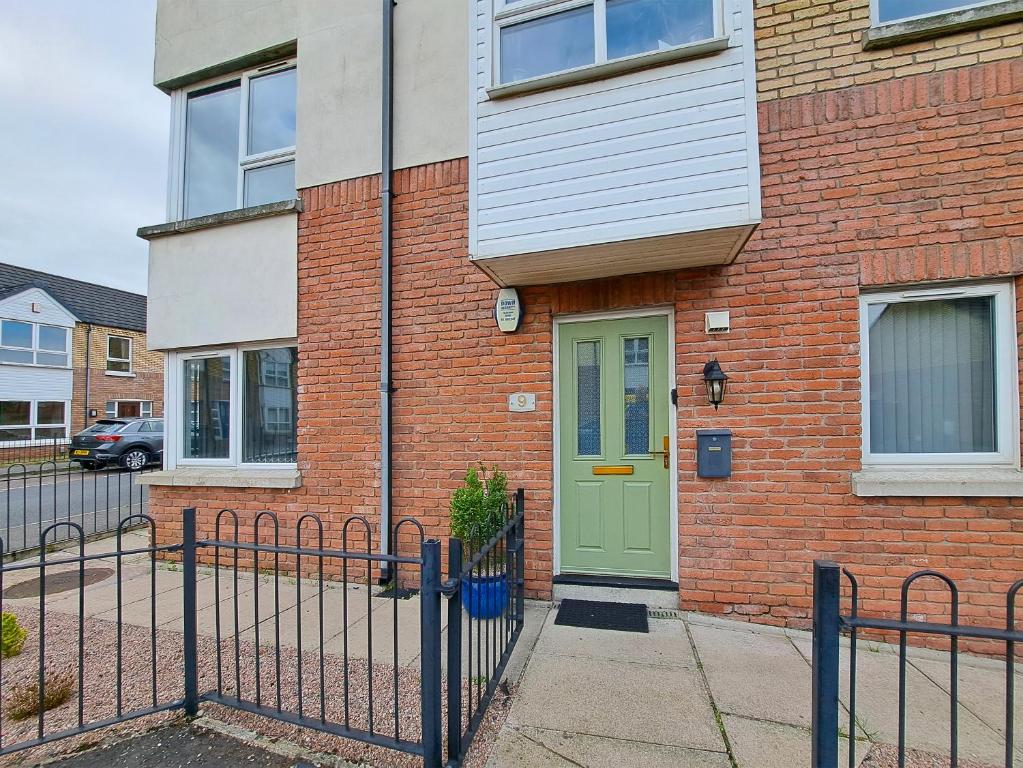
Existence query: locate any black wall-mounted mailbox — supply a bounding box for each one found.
[696,429,732,478]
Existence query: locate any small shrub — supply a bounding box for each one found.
[1,612,26,659]
[450,464,509,554]
[7,672,75,721]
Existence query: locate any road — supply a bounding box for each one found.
[1,467,150,555]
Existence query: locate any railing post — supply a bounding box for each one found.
[420,539,443,768]
[811,560,841,768]
[182,507,199,717]
[514,488,525,625]
[446,537,464,764]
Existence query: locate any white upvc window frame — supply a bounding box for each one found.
[106,334,133,375]
[492,0,725,87]
[870,0,1003,25]
[166,341,298,471]
[105,400,154,419]
[0,320,71,369]
[167,59,297,222]
[0,399,71,443]
[859,281,1020,469]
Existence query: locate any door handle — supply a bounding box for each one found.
[649,435,670,469]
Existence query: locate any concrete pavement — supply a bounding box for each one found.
[488,608,1020,768]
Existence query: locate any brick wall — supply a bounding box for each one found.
[70,324,164,432]
[754,0,1022,100]
[151,56,1022,629]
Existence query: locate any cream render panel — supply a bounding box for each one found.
[155,0,469,189]
[146,213,298,350]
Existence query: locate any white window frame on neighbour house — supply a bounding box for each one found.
[871,0,1004,25]
[491,0,726,88]
[105,400,154,419]
[166,59,297,222]
[165,342,298,471]
[0,400,71,443]
[0,320,70,368]
[859,281,1020,469]
[106,335,133,375]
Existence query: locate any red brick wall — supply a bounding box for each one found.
[151,57,1023,629]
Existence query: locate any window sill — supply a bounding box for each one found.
[851,466,1023,497]
[136,198,303,241]
[486,35,731,100]
[104,370,135,378]
[863,0,1023,49]
[136,467,302,489]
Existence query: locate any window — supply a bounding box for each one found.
[181,62,296,218]
[0,401,69,442]
[0,320,69,367]
[496,0,719,85]
[107,335,132,373]
[174,344,297,466]
[860,282,1018,466]
[875,0,1002,24]
[104,401,153,419]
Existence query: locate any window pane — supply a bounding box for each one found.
[183,356,231,459]
[607,0,715,59]
[184,82,241,218]
[35,427,67,440]
[243,347,298,463]
[0,349,33,364]
[142,402,153,418]
[879,0,984,22]
[38,325,67,352]
[36,352,68,367]
[623,337,650,455]
[248,68,296,155]
[36,402,65,425]
[108,336,130,360]
[107,360,130,373]
[105,401,116,418]
[1,320,32,348]
[500,6,595,83]
[576,340,601,456]
[868,296,996,454]
[0,401,30,426]
[244,161,296,207]
[0,428,31,441]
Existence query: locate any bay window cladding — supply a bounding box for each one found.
[0,401,68,441]
[181,346,297,465]
[860,282,1019,467]
[0,320,69,367]
[497,0,719,84]
[874,0,1007,24]
[181,62,296,219]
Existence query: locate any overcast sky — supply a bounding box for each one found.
[0,1,168,295]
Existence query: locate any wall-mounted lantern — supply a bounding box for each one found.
[703,360,728,410]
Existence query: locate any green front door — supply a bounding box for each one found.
[558,315,672,579]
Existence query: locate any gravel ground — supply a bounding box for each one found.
[0,606,509,768]
[860,744,998,768]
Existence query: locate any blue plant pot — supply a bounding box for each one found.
[461,572,508,620]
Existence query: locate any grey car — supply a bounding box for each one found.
[69,418,164,471]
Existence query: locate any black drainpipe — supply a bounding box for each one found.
[83,323,93,429]
[379,0,395,583]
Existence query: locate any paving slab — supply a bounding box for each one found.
[690,621,813,729]
[511,651,724,751]
[490,723,732,768]
[533,614,696,668]
[723,713,857,768]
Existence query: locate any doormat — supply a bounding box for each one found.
[554,599,649,633]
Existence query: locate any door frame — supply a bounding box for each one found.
[552,307,679,582]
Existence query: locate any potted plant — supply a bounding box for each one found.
[450,464,509,619]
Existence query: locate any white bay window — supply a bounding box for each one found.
[495,0,721,85]
[860,282,1018,468]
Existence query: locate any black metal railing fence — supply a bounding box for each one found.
[2,463,150,558]
[0,492,527,767]
[0,439,68,468]
[811,559,1023,768]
